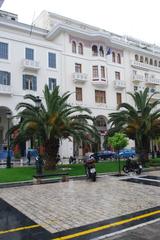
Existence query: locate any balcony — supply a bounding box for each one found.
[132,74,144,83]
[22,59,40,71]
[148,90,160,100]
[72,73,87,83]
[145,77,160,85]
[92,78,108,87]
[131,60,160,72]
[114,80,126,89]
[0,84,11,95]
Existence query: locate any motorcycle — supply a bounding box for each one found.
[84,157,96,181]
[123,158,142,175]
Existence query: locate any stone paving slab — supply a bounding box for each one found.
[0,171,160,234]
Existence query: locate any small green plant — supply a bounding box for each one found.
[108,132,128,175]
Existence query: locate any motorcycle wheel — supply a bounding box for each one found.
[92,173,96,182]
[136,168,142,175]
[123,166,129,173]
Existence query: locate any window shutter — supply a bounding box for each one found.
[23,75,26,90]
[8,72,11,85]
[33,76,37,91]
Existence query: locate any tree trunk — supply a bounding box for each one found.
[136,137,150,166]
[44,138,60,170]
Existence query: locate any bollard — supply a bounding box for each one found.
[20,158,23,166]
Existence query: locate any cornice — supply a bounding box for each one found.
[46,23,160,58]
[0,18,48,36]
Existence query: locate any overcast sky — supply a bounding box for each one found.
[1,0,160,45]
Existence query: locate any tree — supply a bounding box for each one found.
[108,133,128,175]
[108,88,160,165]
[11,85,98,169]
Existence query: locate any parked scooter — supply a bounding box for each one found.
[123,157,142,175]
[84,156,96,181]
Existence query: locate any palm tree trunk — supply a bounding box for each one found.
[137,137,150,166]
[44,138,60,170]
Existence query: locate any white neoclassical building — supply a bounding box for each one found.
[0,9,160,158]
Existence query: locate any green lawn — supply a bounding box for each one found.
[0,160,124,183]
[0,158,159,184]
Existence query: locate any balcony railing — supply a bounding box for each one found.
[92,78,108,87]
[0,84,11,94]
[131,60,160,72]
[132,74,144,82]
[22,59,40,71]
[145,77,160,85]
[72,73,87,83]
[114,80,126,88]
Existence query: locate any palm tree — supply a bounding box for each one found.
[108,88,160,165]
[11,85,98,169]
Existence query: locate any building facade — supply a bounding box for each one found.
[0,10,160,158]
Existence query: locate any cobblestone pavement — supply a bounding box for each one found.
[0,171,160,234]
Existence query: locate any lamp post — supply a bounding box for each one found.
[35,96,43,176]
[6,111,12,168]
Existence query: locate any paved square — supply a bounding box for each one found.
[0,171,160,234]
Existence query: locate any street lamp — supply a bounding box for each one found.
[6,111,12,168]
[35,96,43,176]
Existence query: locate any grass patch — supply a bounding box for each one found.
[0,160,125,183]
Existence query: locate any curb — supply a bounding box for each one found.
[0,167,159,188]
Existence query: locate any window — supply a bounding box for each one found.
[154,60,157,66]
[75,63,82,73]
[112,52,116,62]
[49,78,56,90]
[115,71,120,80]
[145,73,149,80]
[92,45,98,56]
[150,58,153,65]
[0,71,10,85]
[159,61,160,67]
[133,70,137,76]
[95,90,106,103]
[135,54,138,61]
[25,48,34,60]
[95,117,106,127]
[23,75,37,90]
[76,87,82,101]
[116,93,122,105]
[99,46,104,57]
[101,66,105,79]
[78,43,83,55]
[117,53,121,64]
[145,57,148,64]
[92,65,98,79]
[48,52,56,68]
[140,56,143,63]
[134,86,138,91]
[0,42,8,59]
[72,41,76,53]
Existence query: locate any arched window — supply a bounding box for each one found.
[99,46,104,57]
[78,43,83,55]
[135,54,138,61]
[95,117,106,127]
[154,60,157,66]
[92,45,98,56]
[117,53,121,64]
[72,41,76,53]
[150,58,153,65]
[145,57,148,64]
[112,52,116,62]
[140,56,143,63]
